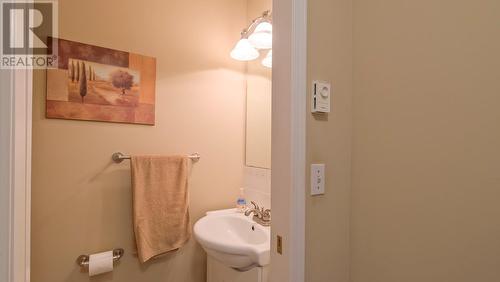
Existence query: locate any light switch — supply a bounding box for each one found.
[311,81,331,113]
[310,164,325,195]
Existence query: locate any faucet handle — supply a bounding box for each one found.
[262,209,271,220]
[250,201,259,210]
[244,201,258,216]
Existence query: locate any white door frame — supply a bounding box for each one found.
[271,0,307,281]
[11,67,32,282]
[1,7,33,281]
[1,67,32,282]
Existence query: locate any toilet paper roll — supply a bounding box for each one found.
[88,251,114,277]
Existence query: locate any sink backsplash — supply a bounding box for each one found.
[243,166,271,209]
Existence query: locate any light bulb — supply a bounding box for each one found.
[262,50,272,68]
[248,22,272,49]
[230,38,260,61]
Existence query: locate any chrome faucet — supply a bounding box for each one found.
[244,201,271,227]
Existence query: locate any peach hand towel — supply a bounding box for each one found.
[131,155,191,263]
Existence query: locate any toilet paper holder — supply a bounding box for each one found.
[76,248,124,267]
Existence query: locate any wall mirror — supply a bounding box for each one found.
[245,56,272,169]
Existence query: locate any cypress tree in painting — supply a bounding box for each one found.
[68,61,73,82]
[75,61,80,82]
[79,62,87,103]
[71,61,76,82]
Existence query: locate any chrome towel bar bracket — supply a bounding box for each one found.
[112,152,201,163]
[76,248,124,267]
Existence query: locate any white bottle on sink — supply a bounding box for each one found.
[236,187,247,213]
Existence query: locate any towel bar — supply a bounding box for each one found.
[112,152,201,163]
[76,248,124,267]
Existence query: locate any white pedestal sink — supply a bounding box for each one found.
[194,209,270,270]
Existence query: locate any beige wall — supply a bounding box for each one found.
[305,0,352,282]
[351,1,500,282]
[31,0,247,281]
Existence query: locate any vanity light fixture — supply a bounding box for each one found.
[248,21,272,49]
[230,10,272,64]
[230,38,260,61]
[261,50,272,68]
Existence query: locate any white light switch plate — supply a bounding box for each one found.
[310,164,325,195]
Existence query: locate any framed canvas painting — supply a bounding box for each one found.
[46,37,156,125]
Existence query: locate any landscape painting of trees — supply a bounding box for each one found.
[67,59,141,106]
[46,38,156,125]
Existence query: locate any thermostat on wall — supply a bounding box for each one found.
[311,80,331,113]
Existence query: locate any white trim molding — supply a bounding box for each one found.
[11,67,32,282]
[289,0,307,280]
[271,0,306,281]
[0,67,32,282]
[0,6,33,280]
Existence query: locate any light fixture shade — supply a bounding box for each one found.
[262,50,272,68]
[230,38,260,61]
[248,22,272,49]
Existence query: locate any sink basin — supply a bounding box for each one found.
[193,209,270,269]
